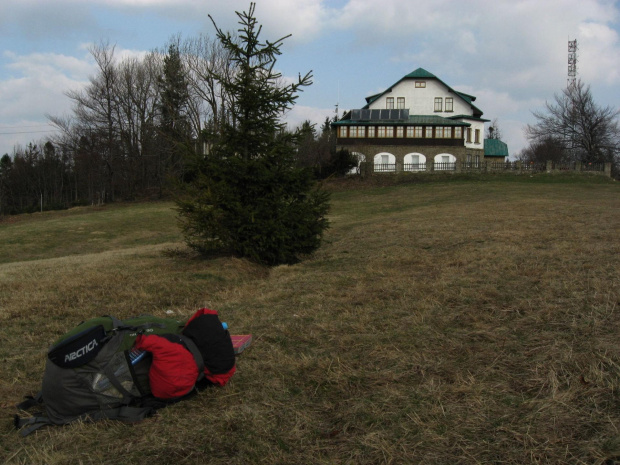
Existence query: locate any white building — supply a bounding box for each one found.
[332,68,508,173]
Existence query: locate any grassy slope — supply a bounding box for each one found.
[1,176,619,464]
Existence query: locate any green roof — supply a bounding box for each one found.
[448,114,490,123]
[454,91,476,103]
[484,139,509,157]
[331,113,471,126]
[408,115,470,126]
[363,67,483,117]
[403,68,438,79]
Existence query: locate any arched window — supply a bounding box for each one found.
[374,152,396,172]
[404,153,427,172]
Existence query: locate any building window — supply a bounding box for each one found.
[349,126,357,137]
[406,127,414,137]
[425,127,433,138]
[386,97,394,109]
[397,97,405,109]
[415,126,423,138]
[445,98,453,112]
[339,126,348,138]
[434,97,442,112]
[475,129,480,144]
[396,126,404,138]
[378,126,387,138]
[368,126,375,138]
[466,128,472,142]
[436,127,451,138]
[454,127,462,139]
[415,81,426,88]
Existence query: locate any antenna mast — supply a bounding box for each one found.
[568,39,578,89]
[567,39,579,156]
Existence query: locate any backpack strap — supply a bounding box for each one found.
[14,415,53,437]
[179,335,205,382]
[16,391,43,411]
[14,406,156,437]
[101,363,135,403]
[87,405,156,423]
[14,392,49,436]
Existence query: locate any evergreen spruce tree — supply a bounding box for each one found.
[176,3,330,265]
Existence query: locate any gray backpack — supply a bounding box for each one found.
[15,315,204,436]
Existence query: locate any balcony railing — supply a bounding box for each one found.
[374,163,396,172]
[434,162,456,171]
[403,163,427,172]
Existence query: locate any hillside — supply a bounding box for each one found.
[1,177,619,464]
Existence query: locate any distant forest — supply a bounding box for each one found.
[0,38,346,216]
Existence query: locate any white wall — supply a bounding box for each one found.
[367,79,473,117]
[460,119,485,150]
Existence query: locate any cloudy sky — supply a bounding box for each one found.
[1,0,619,158]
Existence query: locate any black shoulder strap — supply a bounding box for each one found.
[14,405,157,436]
[16,391,43,411]
[14,415,53,437]
[14,392,48,436]
[179,335,205,382]
[87,405,157,423]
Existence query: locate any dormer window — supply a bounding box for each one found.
[434,97,443,112]
[445,97,453,112]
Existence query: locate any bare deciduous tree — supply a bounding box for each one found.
[181,34,235,143]
[526,80,620,164]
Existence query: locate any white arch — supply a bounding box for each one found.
[374,152,396,172]
[404,152,427,172]
[434,153,456,171]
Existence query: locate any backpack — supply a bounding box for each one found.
[15,309,236,436]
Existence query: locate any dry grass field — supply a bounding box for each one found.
[0,174,619,464]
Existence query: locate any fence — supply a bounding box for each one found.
[368,160,610,176]
[374,163,396,172]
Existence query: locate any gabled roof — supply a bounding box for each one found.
[363,67,483,117]
[484,139,509,157]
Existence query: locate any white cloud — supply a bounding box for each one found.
[0,52,92,121]
[577,22,620,85]
[329,0,620,94]
[0,51,94,154]
[284,104,334,132]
